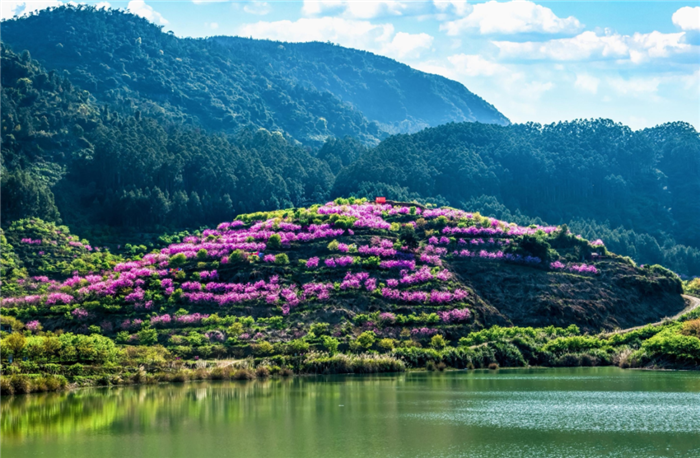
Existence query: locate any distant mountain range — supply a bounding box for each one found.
[1,6,509,146]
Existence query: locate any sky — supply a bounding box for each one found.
[3,1,700,130]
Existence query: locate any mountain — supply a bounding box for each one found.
[0,6,509,147]
[332,121,700,276]
[210,36,509,134]
[0,45,334,227]
[2,199,698,394]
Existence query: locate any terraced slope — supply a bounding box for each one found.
[1,199,684,351]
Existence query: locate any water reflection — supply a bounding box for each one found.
[3,368,700,458]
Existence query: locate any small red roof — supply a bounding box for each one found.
[375,197,386,204]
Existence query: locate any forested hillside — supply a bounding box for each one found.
[333,121,700,276]
[211,37,509,134]
[0,46,333,228]
[1,6,507,147]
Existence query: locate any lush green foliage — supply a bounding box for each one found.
[1,45,334,228]
[333,121,700,275]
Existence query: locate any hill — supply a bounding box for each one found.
[332,121,700,276]
[0,6,508,147]
[2,199,699,394]
[0,45,334,227]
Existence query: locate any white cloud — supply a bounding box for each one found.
[672,6,700,31]
[384,31,433,58]
[447,54,508,76]
[441,0,583,36]
[432,0,470,17]
[681,69,700,97]
[205,21,219,29]
[244,1,271,15]
[127,0,168,25]
[493,30,693,63]
[607,76,661,97]
[302,1,407,19]
[238,17,433,59]
[95,2,111,9]
[607,71,700,99]
[416,54,553,104]
[2,0,62,20]
[574,73,599,94]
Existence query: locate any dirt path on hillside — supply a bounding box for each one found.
[603,295,700,337]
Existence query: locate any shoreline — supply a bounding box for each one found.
[3,362,696,397]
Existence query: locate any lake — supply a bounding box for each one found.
[3,367,699,458]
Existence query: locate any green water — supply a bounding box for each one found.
[3,367,700,458]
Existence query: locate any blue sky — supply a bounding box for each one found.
[4,1,700,129]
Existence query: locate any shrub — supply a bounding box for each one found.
[488,362,499,370]
[172,370,189,382]
[301,353,405,374]
[137,328,159,345]
[286,339,310,354]
[507,234,557,263]
[274,253,290,265]
[430,334,447,349]
[0,316,24,332]
[378,338,395,352]
[255,366,271,378]
[363,256,381,269]
[310,322,330,336]
[169,253,187,267]
[642,330,700,365]
[209,367,227,380]
[280,367,294,377]
[192,368,209,380]
[321,336,339,354]
[196,249,208,260]
[542,336,604,354]
[436,361,447,371]
[3,332,26,358]
[233,368,255,380]
[266,316,284,330]
[10,375,32,394]
[228,250,247,264]
[579,353,598,366]
[33,379,50,393]
[680,319,700,338]
[556,353,582,367]
[356,331,376,350]
[399,224,419,249]
[1,377,13,395]
[254,341,274,356]
[426,360,436,371]
[268,234,282,249]
[491,342,528,367]
[685,278,700,296]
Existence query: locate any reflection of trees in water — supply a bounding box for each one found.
[3,374,412,445]
[1,389,122,440]
[2,376,406,442]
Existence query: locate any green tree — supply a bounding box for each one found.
[356,331,376,350]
